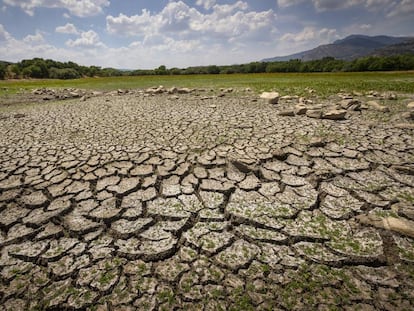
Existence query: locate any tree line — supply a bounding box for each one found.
[1,54,414,80]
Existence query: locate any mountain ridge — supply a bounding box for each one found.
[262,34,414,62]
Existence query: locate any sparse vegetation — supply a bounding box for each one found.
[1,71,412,98]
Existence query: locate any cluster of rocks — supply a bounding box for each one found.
[142,86,194,95]
[29,86,240,104]
[31,88,102,102]
[259,90,414,122]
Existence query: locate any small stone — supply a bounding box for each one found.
[356,214,414,238]
[278,109,295,117]
[322,109,347,120]
[366,101,390,112]
[407,102,414,109]
[294,104,308,115]
[260,92,280,105]
[178,87,192,94]
[306,109,322,119]
[340,99,361,110]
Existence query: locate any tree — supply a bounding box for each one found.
[155,65,167,75]
[22,65,42,78]
[49,67,81,79]
[0,64,5,80]
[207,65,220,74]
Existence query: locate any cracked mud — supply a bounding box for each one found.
[1,89,414,310]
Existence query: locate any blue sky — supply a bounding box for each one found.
[0,0,413,69]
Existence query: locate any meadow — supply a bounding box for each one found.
[1,71,414,98]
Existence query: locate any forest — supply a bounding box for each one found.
[1,54,414,80]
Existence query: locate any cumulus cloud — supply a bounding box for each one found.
[106,1,276,41]
[281,26,338,44]
[56,23,79,35]
[0,24,11,41]
[66,30,105,48]
[3,0,109,17]
[23,31,45,43]
[0,24,81,64]
[106,11,158,37]
[196,0,216,10]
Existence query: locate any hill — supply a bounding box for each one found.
[262,34,414,62]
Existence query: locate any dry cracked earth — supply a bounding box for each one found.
[0,87,414,311]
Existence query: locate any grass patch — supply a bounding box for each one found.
[1,71,413,97]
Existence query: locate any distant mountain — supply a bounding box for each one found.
[369,39,414,57]
[262,34,414,62]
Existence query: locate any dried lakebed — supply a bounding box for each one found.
[1,89,414,310]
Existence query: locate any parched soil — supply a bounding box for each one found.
[1,88,414,310]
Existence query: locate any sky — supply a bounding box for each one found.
[0,0,413,69]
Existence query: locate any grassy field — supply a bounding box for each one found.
[1,71,413,97]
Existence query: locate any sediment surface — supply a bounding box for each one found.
[1,89,414,310]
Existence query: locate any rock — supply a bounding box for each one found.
[308,137,327,147]
[356,214,414,238]
[385,93,397,100]
[322,109,347,120]
[260,92,280,104]
[145,86,164,94]
[294,104,308,115]
[177,88,192,94]
[366,101,390,112]
[340,99,361,111]
[280,95,298,101]
[167,87,178,94]
[306,109,322,119]
[278,110,295,117]
[402,111,414,120]
[407,102,414,109]
[299,97,313,105]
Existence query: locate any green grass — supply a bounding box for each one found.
[1,71,413,97]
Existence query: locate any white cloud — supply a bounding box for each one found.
[277,0,306,8]
[66,30,105,48]
[106,11,159,37]
[360,24,372,30]
[281,26,338,45]
[0,24,80,64]
[387,0,414,17]
[196,0,216,10]
[3,0,109,17]
[56,23,79,35]
[106,1,276,41]
[311,0,411,18]
[278,0,394,11]
[312,0,357,11]
[23,31,45,43]
[0,24,11,41]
